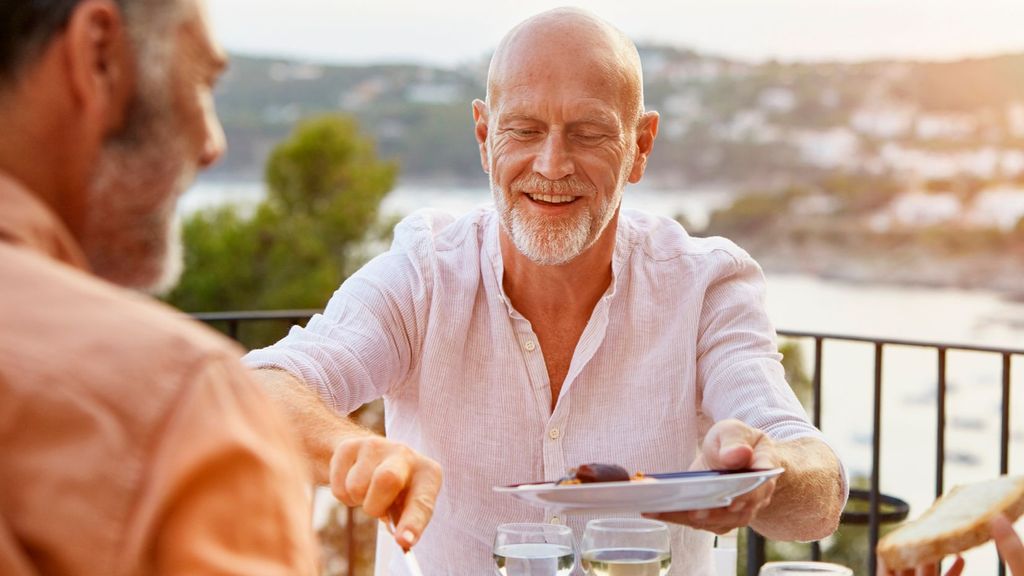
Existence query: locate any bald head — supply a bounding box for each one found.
[486,8,645,126]
[472,8,660,268]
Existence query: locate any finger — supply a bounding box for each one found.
[704,419,758,470]
[643,512,678,525]
[875,555,921,576]
[727,499,747,513]
[990,515,1024,576]
[944,556,964,576]
[723,480,775,515]
[692,515,754,534]
[720,444,755,469]
[749,446,779,470]
[706,506,756,526]
[344,442,384,506]
[329,439,363,507]
[646,505,756,533]
[643,512,735,534]
[394,460,443,549]
[876,554,889,576]
[877,553,902,576]
[914,564,938,576]
[362,455,412,519]
[688,453,708,472]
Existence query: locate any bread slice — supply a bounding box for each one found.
[877,475,1024,571]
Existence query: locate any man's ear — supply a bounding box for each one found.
[472,99,490,174]
[628,111,660,184]
[64,0,133,135]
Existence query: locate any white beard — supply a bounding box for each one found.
[492,171,623,266]
[497,188,593,266]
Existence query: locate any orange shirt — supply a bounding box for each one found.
[0,173,318,576]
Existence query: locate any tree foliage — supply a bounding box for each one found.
[166,115,396,327]
[779,340,812,410]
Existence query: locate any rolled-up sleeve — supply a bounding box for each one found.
[243,218,433,415]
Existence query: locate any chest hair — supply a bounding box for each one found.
[534,318,588,412]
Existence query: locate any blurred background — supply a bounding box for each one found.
[175,1,1024,574]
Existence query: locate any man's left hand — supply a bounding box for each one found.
[644,419,780,534]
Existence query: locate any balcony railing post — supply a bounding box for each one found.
[747,530,766,576]
[999,353,1012,576]
[347,507,357,576]
[869,343,884,576]
[936,348,947,499]
[1001,353,1012,476]
[812,337,823,428]
[811,336,824,562]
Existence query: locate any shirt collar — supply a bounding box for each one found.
[483,210,515,314]
[0,171,90,271]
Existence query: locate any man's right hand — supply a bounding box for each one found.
[248,369,443,549]
[329,435,443,550]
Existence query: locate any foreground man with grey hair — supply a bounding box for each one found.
[0,0,316,573]
[247,7,847,574]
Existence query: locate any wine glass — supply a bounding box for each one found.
[580,518,671,576]
[758,561,854,575]
[492,523,576,576]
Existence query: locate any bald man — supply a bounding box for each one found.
[247,8,847,575]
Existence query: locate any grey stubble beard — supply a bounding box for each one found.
[80,26,194,295]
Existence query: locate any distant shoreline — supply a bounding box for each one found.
[181,178,1024,301]
[749,242,1024,302]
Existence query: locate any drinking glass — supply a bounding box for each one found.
[492,523,576,576]
[580,518,671,576]
[758,561,854,575]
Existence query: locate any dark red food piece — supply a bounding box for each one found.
[559,463,631,484]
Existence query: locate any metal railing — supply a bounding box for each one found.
[764,329,1022,576]
[193,310,1022,576]
[191,309,317,341]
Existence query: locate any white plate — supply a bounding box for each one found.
[493,468,784,514]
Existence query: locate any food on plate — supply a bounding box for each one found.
[876,475,1024,571]
[556,463,646,485]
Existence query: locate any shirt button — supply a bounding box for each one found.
[524,340,537,352]
[550,515,561,524]
[549,428,560,440]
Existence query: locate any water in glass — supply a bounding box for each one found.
[493,523,576,576]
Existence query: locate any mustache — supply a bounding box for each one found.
[510,174,595,196]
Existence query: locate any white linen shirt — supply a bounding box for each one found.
[244,207,839,576]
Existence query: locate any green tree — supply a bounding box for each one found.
[706,192,786,237]
[779,340,812,411]
[166,115,396,345]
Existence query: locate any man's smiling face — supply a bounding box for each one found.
[479,13,645,266]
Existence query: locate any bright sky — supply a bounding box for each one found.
[209,0,1024,66]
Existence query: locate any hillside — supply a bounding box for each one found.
[209,49,1024,188]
